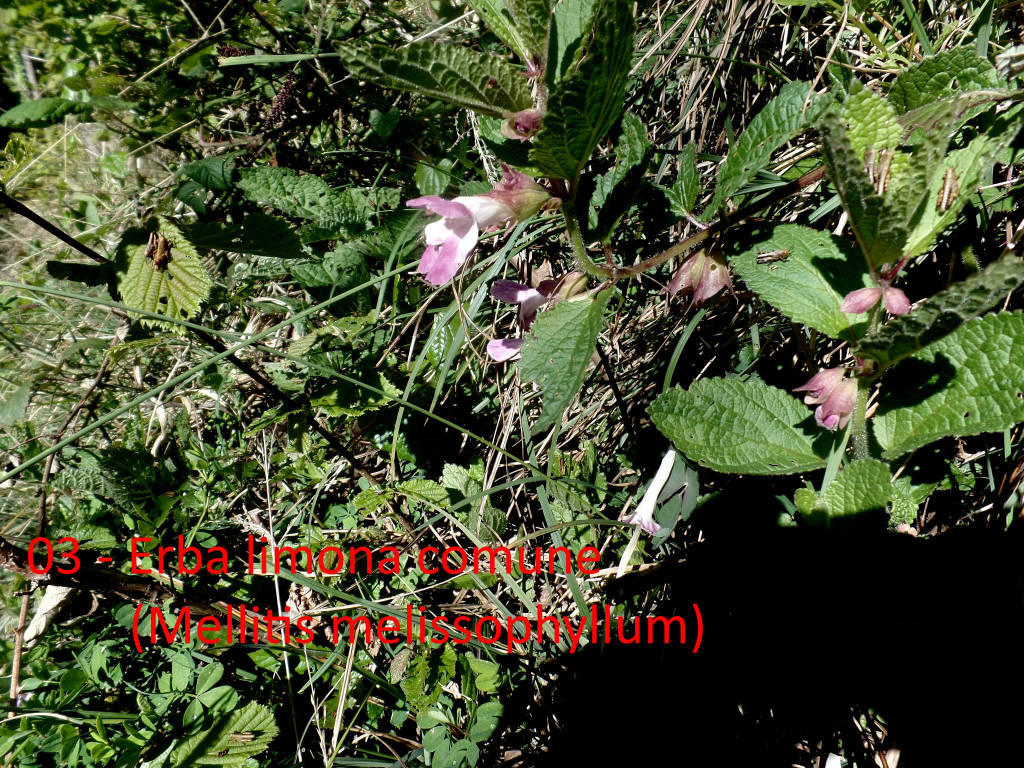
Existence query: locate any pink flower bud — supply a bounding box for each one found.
[840,286,882,314]
[881,284,911,315]
[667,251,732,305]
[500,109,544,141]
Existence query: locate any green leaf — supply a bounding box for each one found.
[840,83,903,156]
[181,156,235,191]
[195,662,224,696]
[469,701,503,742]
[858,252,1024,369]
[873,312,1024,458]
[703,81,828,216]
[508,0,553,66]
[0,382,32,426]
[414,159,455,197]
[336,40,531,118]
[466,0,532,64]
[889,47,1001,113]
[442,740,480,768]
[170,652,194,692]
[547,0,596,84]
[650,377,829,475]
[520,289,612,433]
[309,372,401,417]
[117,219,212,328]
[665,143,698,215]
[397,478,449,507]
[169,701,277,767]
[819,106,908,269]
[467,657,500,693]
[728,223,859,339]
[187,213,302,258]
[820,459,892,516]
[889,476,934,526]
[0,97,85,129]
[529,0,634,180]
[237,168,368,232]
[401,646,457,714]
[587,112,650,233]
[902,108,1022,258]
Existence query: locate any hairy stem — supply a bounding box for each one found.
[851,380,871,461]
[561,198,609,279]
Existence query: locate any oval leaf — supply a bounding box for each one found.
[650,377,830,475]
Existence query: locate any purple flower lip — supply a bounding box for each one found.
[486,272,588,362]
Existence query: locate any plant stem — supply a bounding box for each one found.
[561,198,609,279]
[851,380,871,460]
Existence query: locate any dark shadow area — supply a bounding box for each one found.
[873,354,958,416]
[532,516,1024,766]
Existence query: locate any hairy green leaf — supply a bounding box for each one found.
[873,312,1024,458]
[181,155,235,191]
[466,0,532,65]
[0,97,85,128]
[520,290,611,433]
[237,168,368,232]
[703,81,828,216]
[840,83,903,157]
[508,0,553,66]
[169,701,277,767]
[650,377,829,475]
[588,112,650,233]
[820,459,893,516]
[337,40,531,117]
[858,252,1024,369]
[665,143,698,215]
[530,0,634,180]
[819,106,907,269]
[117,219,212,328]
[903,109,1022,258]
[889,47,1001,113]
[547,0,596,84]
[729,223,859,339]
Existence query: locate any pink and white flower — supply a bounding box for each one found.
[407,165,551,287]
[667,251,733,305]
[626,449,678,535]
[486,272,587,362]
[794,367,857,431]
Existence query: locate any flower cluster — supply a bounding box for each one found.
[794,367,857,431]
[407,166,551,287]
